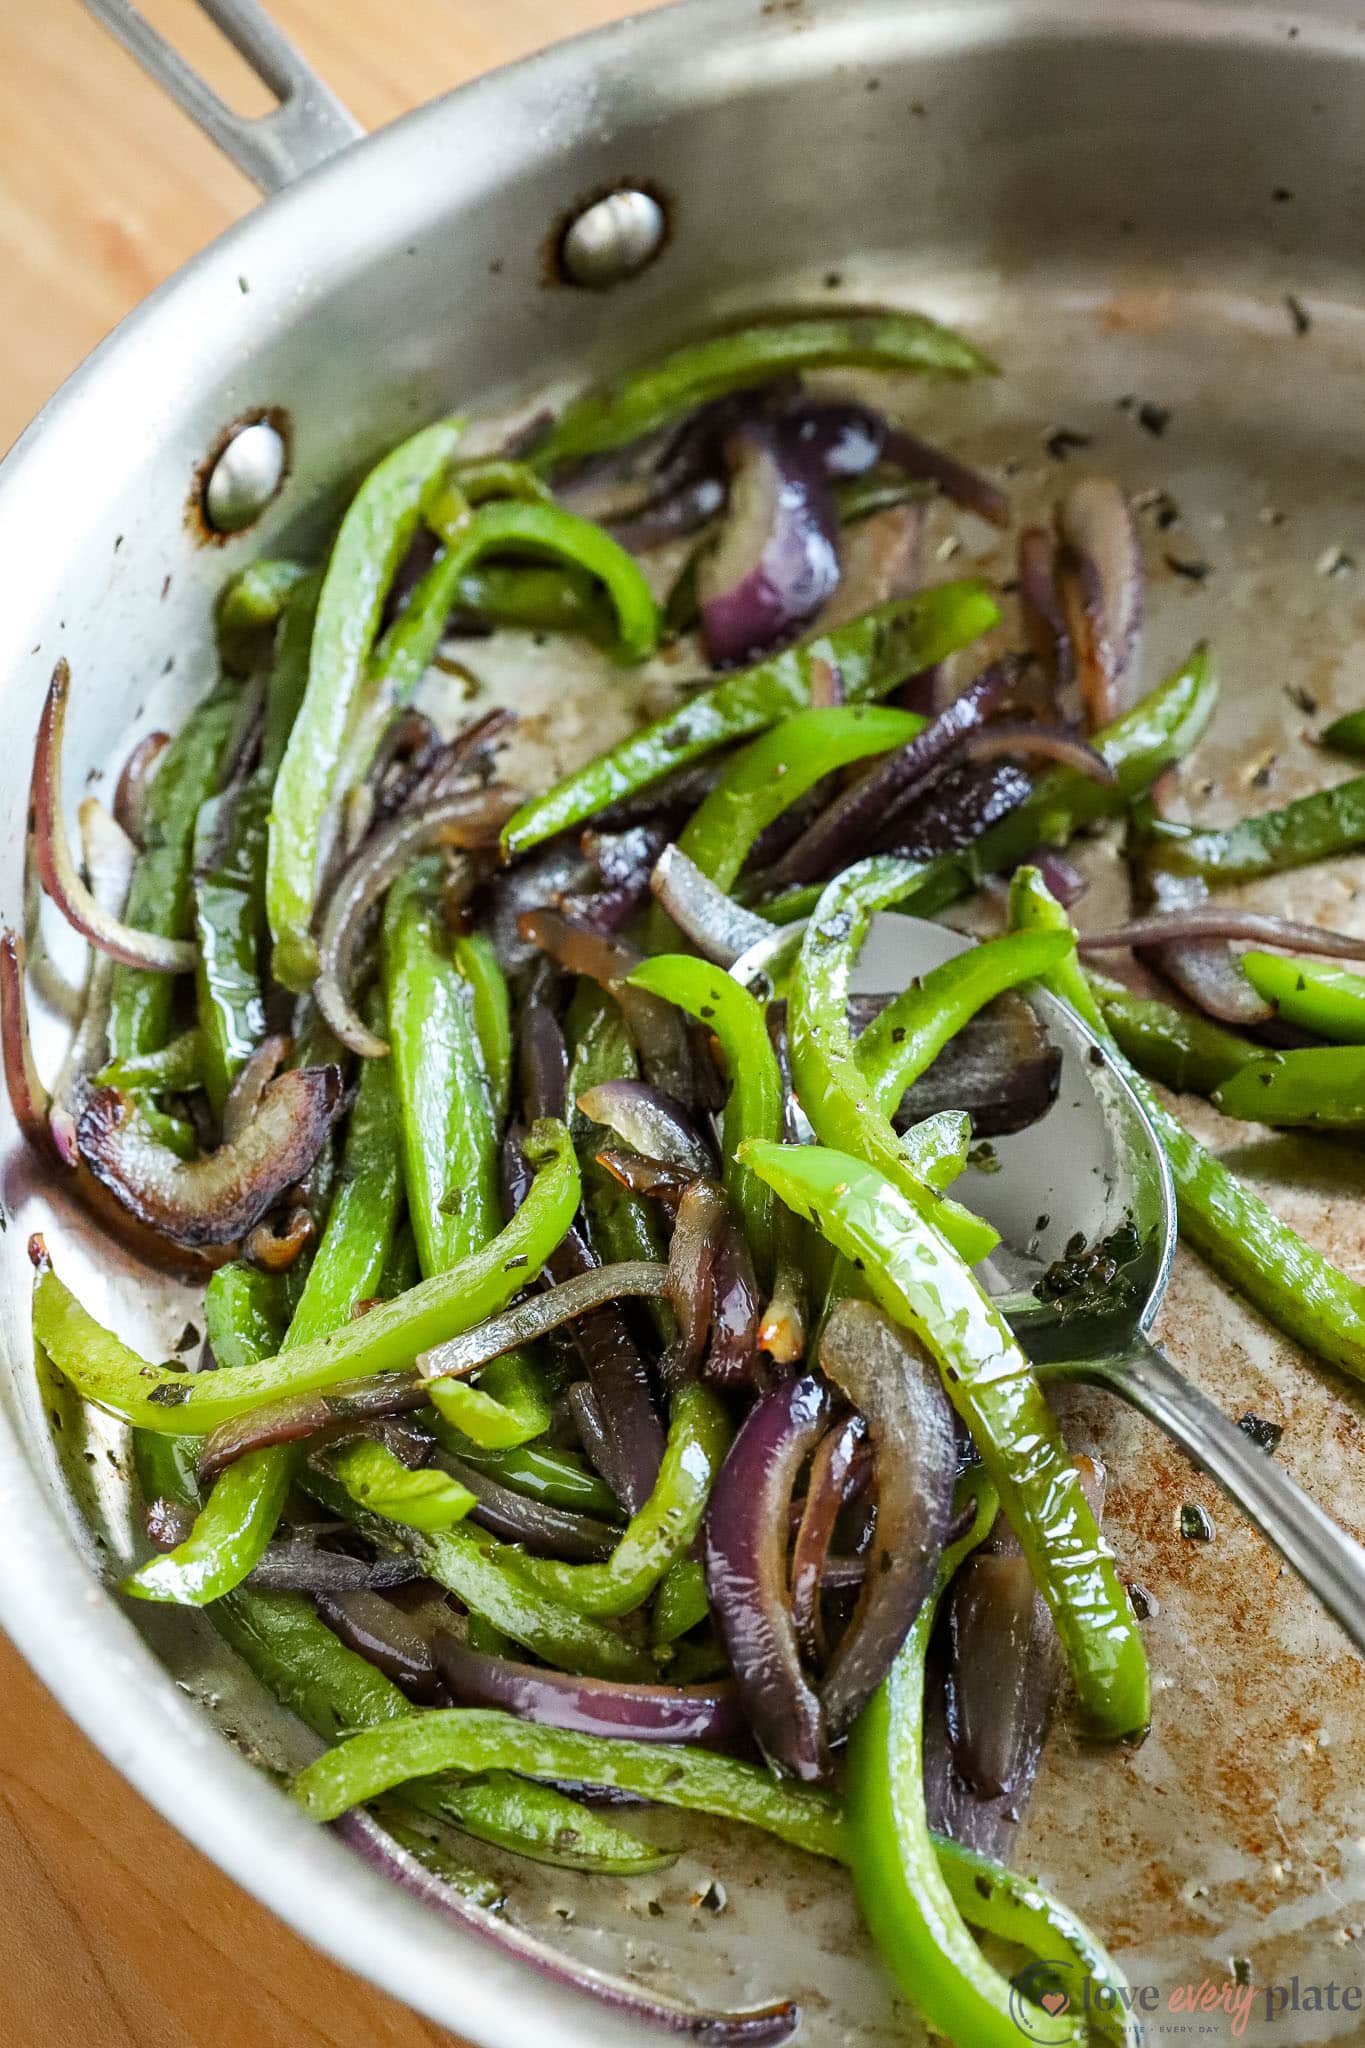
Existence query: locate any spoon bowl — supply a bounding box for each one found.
[731,910,1365,1656]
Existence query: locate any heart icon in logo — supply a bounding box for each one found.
[1040,1991,1070,2017]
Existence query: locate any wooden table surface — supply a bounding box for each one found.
[0,3,656,2042]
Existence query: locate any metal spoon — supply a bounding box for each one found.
[731,910,1365,1655]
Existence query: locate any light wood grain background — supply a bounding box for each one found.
[0,3,655,2041]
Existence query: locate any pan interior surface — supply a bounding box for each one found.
[2,6,1364,2044]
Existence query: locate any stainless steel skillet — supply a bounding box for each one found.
[4,3,1365,2043]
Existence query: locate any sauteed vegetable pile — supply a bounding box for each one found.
[10,307,1365,2045]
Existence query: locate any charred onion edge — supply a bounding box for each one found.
[30,664,196,973]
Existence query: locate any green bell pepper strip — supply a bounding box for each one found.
[788,855,1000,1267]
[627,956,783,1285]
[132,1435,665,1878]
[216,558,311,670]
[266,418,466,990]
[438,457,555,513]
[203,1262,287,1371]
[453,930,513,1118]
[773,643,1212,933]
[384,870,549,1436]
[427,1368,553,1450]
[330,1437,476,1532]
[377,1218,419,1299]
[427,1425,623,1520]
[502,584,999,857]
[1091,984,1260,1099]
[852,929,1075,1109]
[1242,950,1365,1043]
[674,705,928,898]
[1010,870,1365,1388]
[35,1119,579,1433]
[123,1037,406,1603]
[529,312,996,473]
[507,1383,730,1616]
[652,1557,710,1646]
[1145,773,1365,883]
[192,778,271,1114]
[451,562,614,645]
[383,498,658,676]
[293,1704,848,1855]
[301,1465,654,1682]
[95,1028,204,1092]
[566,982,673,1338]
[744,1137,1151,1741]
[847,1469,1133,2048]
[261,570,322,778]
[1322,709,1365,758]
[383,860,502,1279]
[1213,1046,1365,1130]
[107,681,240,1066]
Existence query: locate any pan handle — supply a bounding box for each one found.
[82,0,363,195]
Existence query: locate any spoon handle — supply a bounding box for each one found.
[1083,1335,1365,1656]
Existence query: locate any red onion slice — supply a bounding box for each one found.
[753,659,1028,898]
[698,422,840,669]
[815,1300,957,1737]
[222,1032,291,1144]
[335,1806,800,2045]
[704,1375,833,1781]
[113,730,170,850]
[198,1371,428,1485]
[881,426,1010,529]
[77,1066,341,1250]
[434,1638,747,1746]
[435,1453,620,1561]
[705,1220,763,1389]
[958,722,1116,786]
[650,845,775,968]
[316,1586,447,1704]
[576,1080,718,1180]
[1017,525,1077,717]
[1082,905,1365,961]
[417,1262,670,1383]
[664,1179,724,1381]
[790,1414,868,1665]
[518,908,701,1105]
[817,502,925,632]
[1055,477,1144,729]
[316,786,521,1056]
[30,664,196,973]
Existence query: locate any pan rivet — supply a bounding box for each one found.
[560,190,666,288]
[204,420,287,533]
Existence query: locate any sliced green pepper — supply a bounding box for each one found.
[453,930,513,1119]
[1092,985,1260,1098]
[1241,950,1365,1044]
[674,705,927,897]
[508,1383,729,1616]
[566,983,672,1334]
[744,1138,1151,1741]
[847,1469,1131,2048]
[451,562,614,644]
[382,498,658,683]
[95,1028,204,1093]
[787,855,1000,1267]
[1146,774,1365,883]
[652,1558,711,1646]
[293,1704,847,1856]
[192,778,271,1114]
[34,1120,579,1433]
[330,1437,476,1532]
[108,681,240,1066]
[852,929,1074,1110]
[426,1428,622,1520]
[502,584,999,858]
[267,418,466,990]
[1321,709,1365,758]
[216,558,310,671]
[529,312,996,472]
[383,860,502,1279]
[203,1262,287,1371]
[1011,870,1365,1389]
[427,1366,553,1451]
[627,956,783,1284]
[1214,1046,1365,1130]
